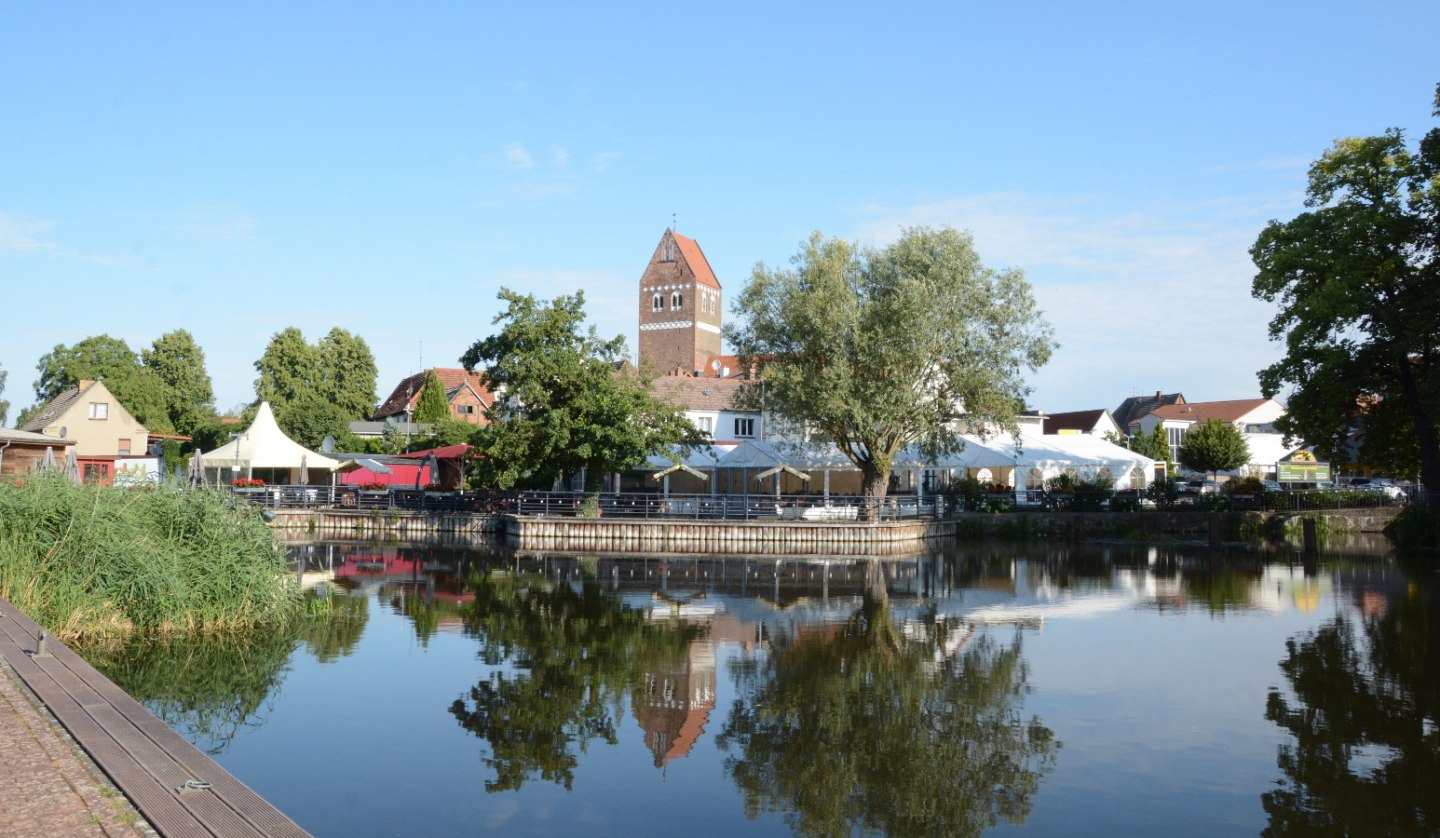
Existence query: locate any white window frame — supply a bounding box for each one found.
[735,417,755,438]
[89,402,109,420]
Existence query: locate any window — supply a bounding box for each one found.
[652,294,663,312]
[88,402,108,420]
[1167,426,1186,462]
[734,417,755,438]
[671,291,683,311]
[118,438,131,455]
[696,416,713,436]
[456,404,475,415]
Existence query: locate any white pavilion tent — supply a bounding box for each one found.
[933,432,1158,496]
[199,402,340,486]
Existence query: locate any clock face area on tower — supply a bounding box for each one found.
[637,228,722,376]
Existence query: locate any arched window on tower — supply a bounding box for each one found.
[652,294,663,312]
[671,291,683,311]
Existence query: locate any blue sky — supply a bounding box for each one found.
[3,2,1437,419]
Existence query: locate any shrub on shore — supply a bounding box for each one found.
[0,476,301,641]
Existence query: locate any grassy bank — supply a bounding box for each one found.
[0,476,302,641]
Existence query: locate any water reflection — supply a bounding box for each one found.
[1263,573,1440,834]
[448,566,705,791]
[718,563,1058,837]
[89,629,296,755]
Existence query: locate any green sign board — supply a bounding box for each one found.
[1277,461,1331,482]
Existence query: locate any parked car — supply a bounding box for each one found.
[1347,477,1407,502]
[1179,480,1220,495]
[1260,480,1285,493]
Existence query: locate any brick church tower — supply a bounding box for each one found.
[637,229,722,374]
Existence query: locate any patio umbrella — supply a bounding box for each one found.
[189,448,205,487]
[64,448,80,484]
[299,453,309,486]
[427,452,440,488]
[40,446,56,472]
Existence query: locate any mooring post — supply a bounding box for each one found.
[1208,513,1222,549]
[34,628,51,658]
[1302,517,1318,558]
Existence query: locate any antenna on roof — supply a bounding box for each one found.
[672,212,677,232]
[419,342,424,372]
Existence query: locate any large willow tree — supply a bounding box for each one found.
[726,226,1055,505]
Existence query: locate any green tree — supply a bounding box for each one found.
[412,369,451,425]
[1104,426,1172,466]
[725,227,1055,510]
[33,335,173,432]
[317,327,379,421]
[0,362,9,425]
[717,564,1057,836]
[461,289,705,499]
[141,329,215,436]
[1251,84,1440,494]
[1178,419,1251,478]
[254,327,379,443]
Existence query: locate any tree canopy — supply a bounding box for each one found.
[32,335,176,433]
[461,289,705,495]
[253,327,378,446]
[412,369,451,425]
[1178,419,1251,478]
[725,226,1055,503]
[141,329,216,436]
[1251,84,1440,492]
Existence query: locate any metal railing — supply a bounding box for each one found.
[225,484,1412,517]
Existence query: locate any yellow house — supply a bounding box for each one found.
[18,380,150,458]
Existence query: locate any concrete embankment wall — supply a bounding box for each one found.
[264,506,1400,551]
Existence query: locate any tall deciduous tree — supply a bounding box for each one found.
[461,289,705,498]
[1178,419,1251,479]
[33,335,173,432]
[726,227,1055,507]
[413,369,452,425]
[254,327,379,444]
[1251,84,1440,494]
[141,330,215,436]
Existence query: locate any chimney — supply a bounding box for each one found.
[1155,390,1162,399]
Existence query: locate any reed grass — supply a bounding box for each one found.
[0,476,301,641]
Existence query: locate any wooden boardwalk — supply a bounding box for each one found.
[0,596,311,837]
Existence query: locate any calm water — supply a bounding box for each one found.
[85,538,1439,837]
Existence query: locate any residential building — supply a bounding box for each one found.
[637,229,723,376]
[1113,391,1186,431]
[1131,398,1290,473]
[1041,409,1121,438]
[649,375,761,444]
[0,428,78,479]
[18,380,150,458]
[373,368,493,427]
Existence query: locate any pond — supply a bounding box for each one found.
[83,537,1439,837]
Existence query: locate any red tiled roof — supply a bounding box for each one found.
[672,231,721,290]
[1151,399,1273,424]
[699,355,747,378]
[650,376,746,411]
[374,369,492,420]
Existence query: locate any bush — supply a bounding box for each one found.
[0,476,300,641]
[1390,500,1439,555]
[1148,477,1181,508]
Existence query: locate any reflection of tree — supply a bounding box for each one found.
[717,564,1057,837]
[298,594,369,663]
[448,571,702,791]
[1181,561,1262,614]
[1264,588,1440,835]
[88,628,295,755]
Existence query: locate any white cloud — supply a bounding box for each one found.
[503,143,535,169]
[850,192,1291,409]
[0,213,58,253]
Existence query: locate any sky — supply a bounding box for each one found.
[2,2,1437,421]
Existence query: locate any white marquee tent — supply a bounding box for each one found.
[200,402,340,485]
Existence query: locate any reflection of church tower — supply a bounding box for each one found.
[633,638,717,767]
[637,229,722,375]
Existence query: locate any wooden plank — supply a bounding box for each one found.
[0,596,311,837]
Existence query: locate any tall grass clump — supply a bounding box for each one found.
[0,476,301,641]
